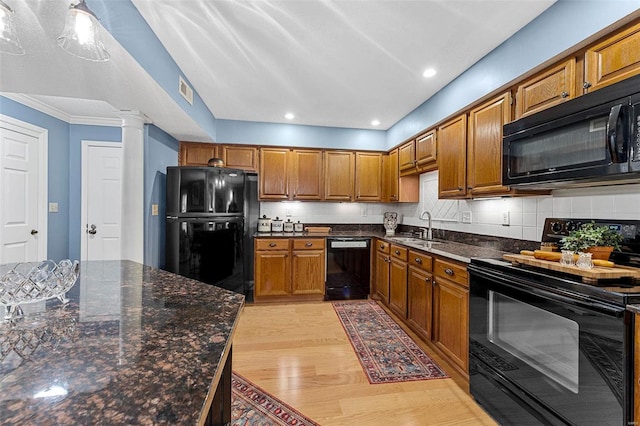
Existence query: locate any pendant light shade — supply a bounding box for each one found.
[0,0,24,55]
[57,0,110,62]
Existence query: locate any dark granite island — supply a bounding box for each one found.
[0,260,245,425]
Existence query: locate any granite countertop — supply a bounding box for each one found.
[254,231,506,263]
[0,260,245,425]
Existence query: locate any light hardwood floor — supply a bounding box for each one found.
[232,301,497,426]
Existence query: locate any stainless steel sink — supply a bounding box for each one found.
[389,237,442,246]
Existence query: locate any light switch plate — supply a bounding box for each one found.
[48,202,58,213]
[502,211,510,226]
[152,204,159,216]
[461,211,472,224]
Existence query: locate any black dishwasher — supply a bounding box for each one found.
[325,237,371,300]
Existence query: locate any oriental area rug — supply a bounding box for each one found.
[231,372,319,426]
[332,301,448,384]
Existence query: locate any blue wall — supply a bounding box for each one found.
[68,125,121,261]
[217,119,386,150]
[144,125,179,268]
[1,96,70,261]
[386,0,640,147]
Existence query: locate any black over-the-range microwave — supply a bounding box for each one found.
[502,73,640,188]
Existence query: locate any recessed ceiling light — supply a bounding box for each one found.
[371,120,380,126]
[284,113,295,120]
[422,68,437,78]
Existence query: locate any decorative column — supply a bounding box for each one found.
[118,111,146,263]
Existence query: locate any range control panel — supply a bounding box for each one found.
[542,218,639,242]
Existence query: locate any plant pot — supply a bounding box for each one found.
[585,246,614,260]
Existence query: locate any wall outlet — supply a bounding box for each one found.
[361,207,367,217]
[152,204,159,216]
[502,211,510,226]
[48,202,58,213]
[461,211,472,224]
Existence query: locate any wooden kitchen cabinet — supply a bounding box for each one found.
[635,313,640,423]
[383,150,419,203]
[354,152,383,202]
[389,244,408,319]
[515,59,576,119]
[291,238,325,295]
[179,141,218,166]
[399,130,437,176]
[374,239,391,304]
[407,250,434,343]
[221,145,258,172]
[433,258,469,375]
[254,238,325,302]
[324,150,354,201]
[254,239,290,298]
[290,149,323,200]
[467,92,512,196]
[259,148,290,200]
[438,114,468,199]
[584,21,640,93]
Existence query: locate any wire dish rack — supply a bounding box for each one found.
[0,260,79,320]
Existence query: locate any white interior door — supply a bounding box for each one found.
[0,116,47,265]
[81,142,122,261]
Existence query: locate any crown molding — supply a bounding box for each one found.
[1,93,122,127]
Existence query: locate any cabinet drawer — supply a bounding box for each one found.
[408,250,432,272]
[255,239,289,251]
[390,244,408,261]
[434,258,468,287]
[377,240,390,254]
[292,238,325,250]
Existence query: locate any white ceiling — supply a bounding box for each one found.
[0,0,556,139]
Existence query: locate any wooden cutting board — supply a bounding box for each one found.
[503,254,640,283]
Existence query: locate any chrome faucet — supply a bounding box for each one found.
[419,211,433,241]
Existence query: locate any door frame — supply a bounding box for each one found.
[0,114,48,261]
[80,140,122,261]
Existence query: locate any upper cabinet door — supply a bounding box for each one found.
[222,145,258,172]
[398,141,416,172]
[354,152,383,202]
[415,130,436,166]
[515,59,576,119]
[259,148,289,200]
[437,114,467,199]
[179,142,218,166]
[290,149,323,200]
[467,93,512,196]
[584,21,640,93]
[324,151,354,201]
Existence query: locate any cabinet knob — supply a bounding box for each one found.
[380,244,385,249]
[394,250,400,255]
[444,268,454,276]
[458,186,463,191]
[305,242,313,247]
[432,279,436,286]
[269,242,276,247]
[560,91,569,98]
[415,258,422,264]
[583,81,592,89]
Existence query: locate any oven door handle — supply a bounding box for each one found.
[470,268,625,317]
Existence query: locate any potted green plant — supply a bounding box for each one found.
[560,221,623,260]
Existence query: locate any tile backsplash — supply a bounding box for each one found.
[260,171,640,243]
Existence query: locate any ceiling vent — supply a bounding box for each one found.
[179,76,193,105]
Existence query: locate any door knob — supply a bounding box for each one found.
[30,229,38,235]
[87,224,97,235]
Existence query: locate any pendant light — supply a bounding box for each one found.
[0,0,24,55]
[57,0,110,62]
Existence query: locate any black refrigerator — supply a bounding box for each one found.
[165,166,254,296]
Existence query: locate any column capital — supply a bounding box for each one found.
[117,111,150,129]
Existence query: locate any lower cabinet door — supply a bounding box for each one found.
[407,266,433,341]
[291,249,325,295]
[434,278,469,372]
[375,251,390,304]
[255,250,290,296]
[389,258,408,318]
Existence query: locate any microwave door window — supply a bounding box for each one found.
[510,116,608,177]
